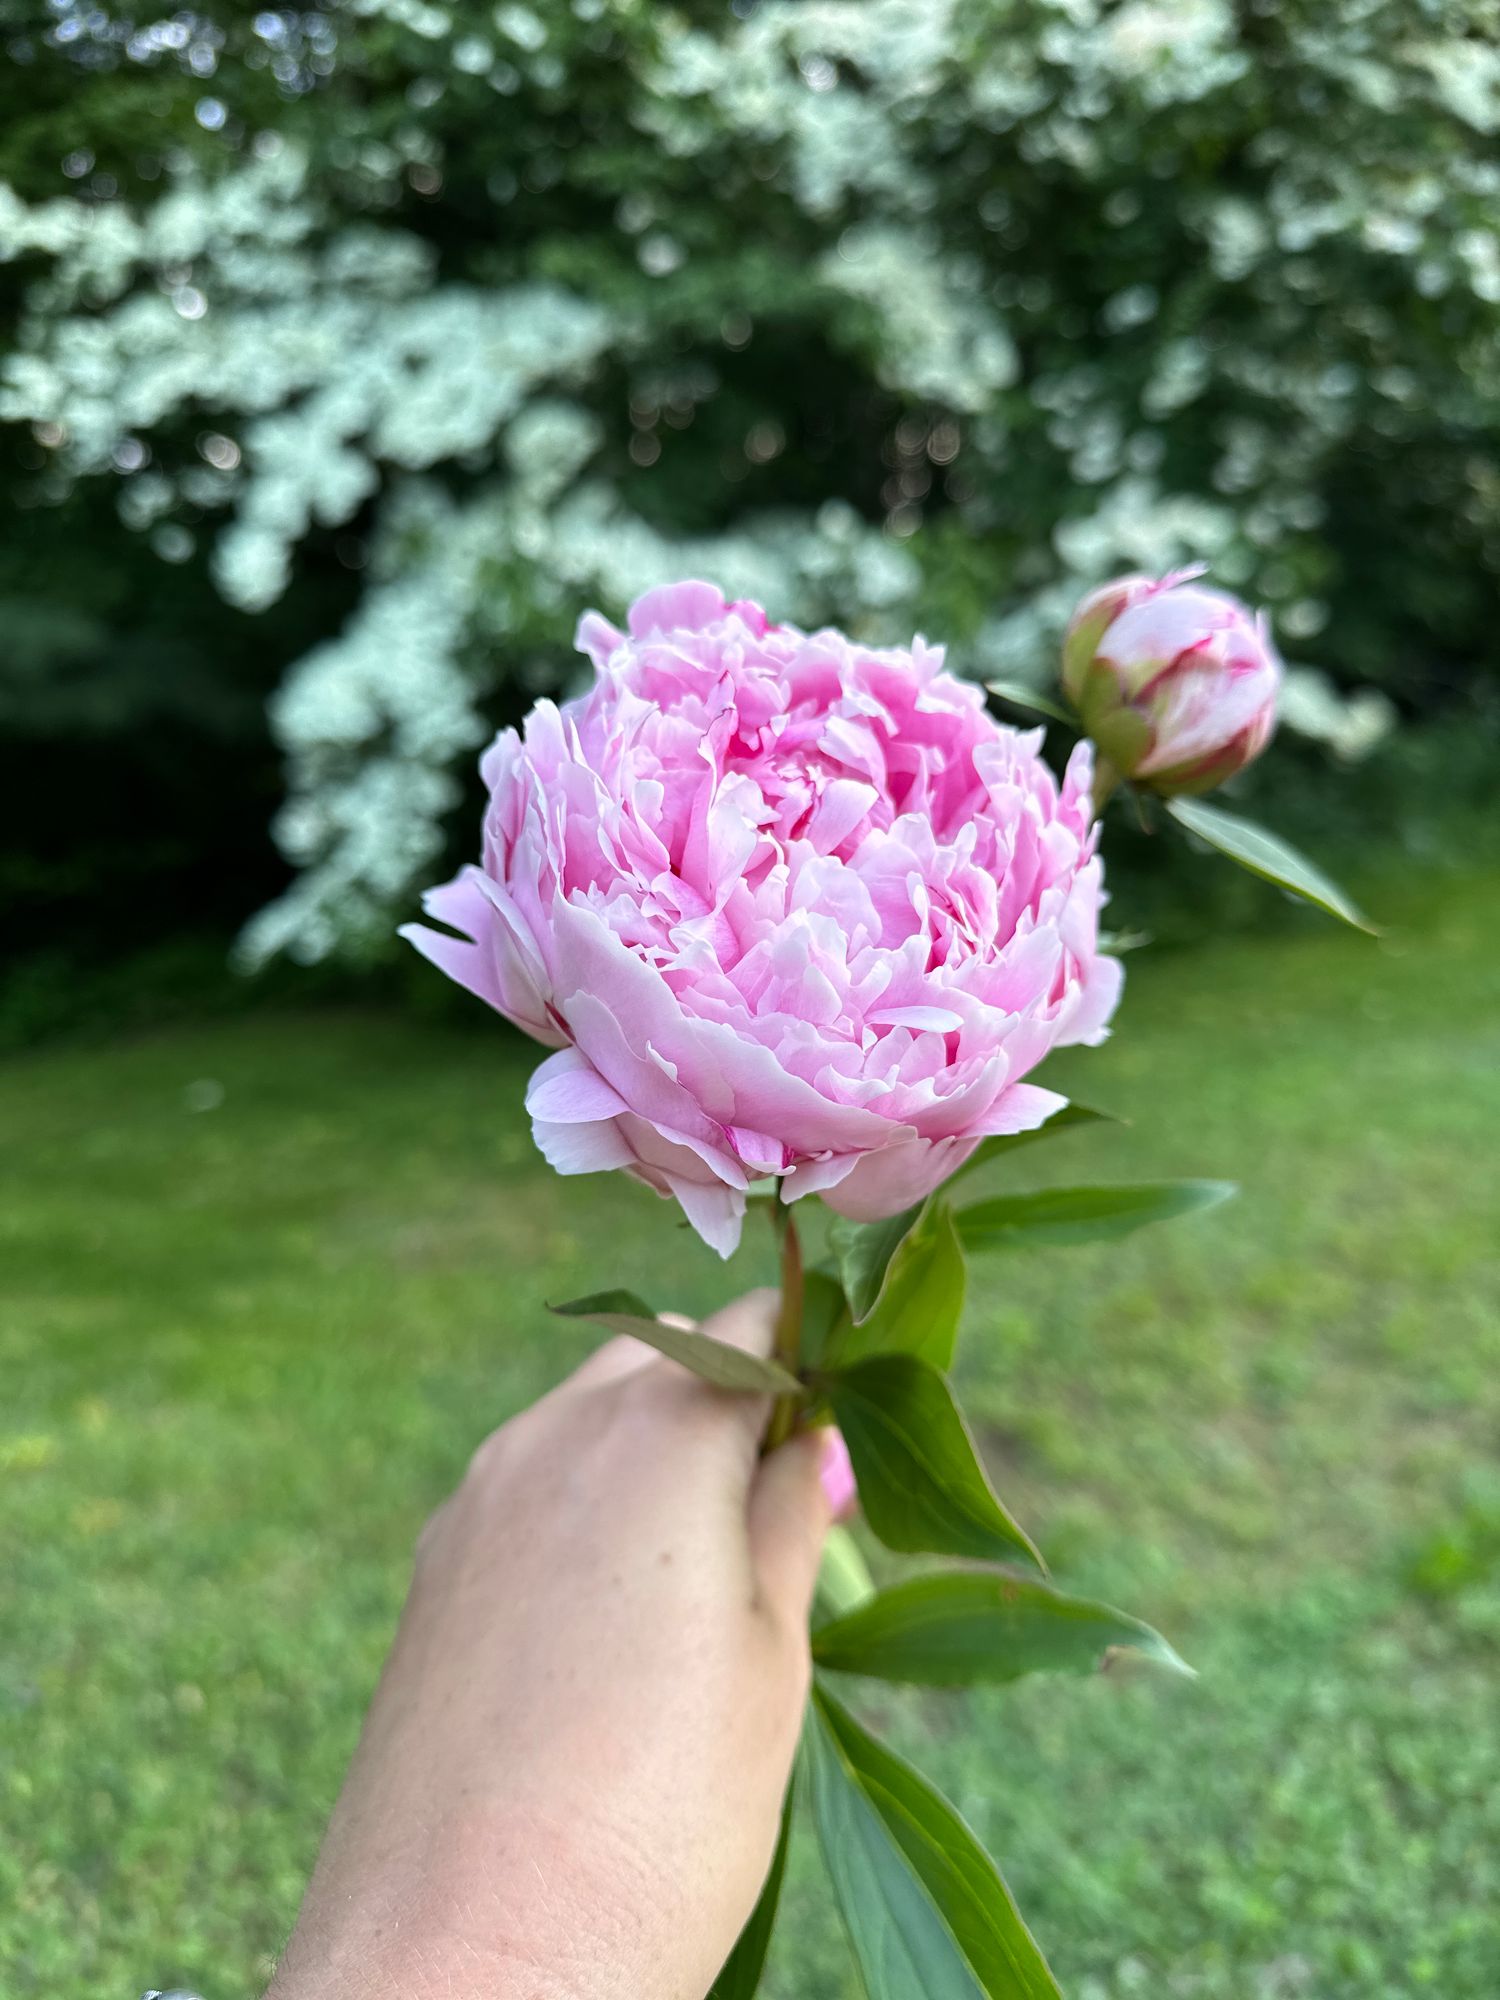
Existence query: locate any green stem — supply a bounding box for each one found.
[763,1208,804,1452]
[814,1524,876,1622]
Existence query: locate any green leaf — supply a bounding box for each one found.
[823,1355,1042,1572]
[945,1100,1123,1193]
[813,1569,1192,1686]
[1166,796,1376,932]
[829,1202,927,1326]
[984,678,1074,726]
[956,1179,1235,1253]
[549,1293,804,1395]
[806,1682,1061,2000]
[554,1285,656,1319]
[830,1108,1129,1325]
[710,1775,794,2000]
[835,1199,967,1371]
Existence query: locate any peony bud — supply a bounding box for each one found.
[1062,569,1281,796]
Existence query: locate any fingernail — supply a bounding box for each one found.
[818,1427,857,1521]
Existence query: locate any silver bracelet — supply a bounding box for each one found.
[141,1990,205,1999]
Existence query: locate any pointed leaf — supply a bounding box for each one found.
[1166,797,1375,932]
[830,1201,927,1326]
[710,1776,794,2000]
[813,1569,1192,1686]
[806,1707,986,2000]
[985,678,1074,726]
[823,1355,1042,1572]
[549,1294,803,1395]
[832,1108,1129,1319]
[554,1286,656,1318]
[836,1200,967,1370]
[957,1180,1234,1253]
[946,1101,1123,1193]
[807,1682,1061,2000]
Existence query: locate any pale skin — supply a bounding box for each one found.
[265,1289,835,2000]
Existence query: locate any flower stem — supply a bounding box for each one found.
[763,1208,804,1452]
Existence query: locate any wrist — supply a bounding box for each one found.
[265,1799,652,2000]
[266,1945,588,2000]
[267,1930,598,2000]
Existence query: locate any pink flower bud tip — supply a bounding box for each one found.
[818,1426,858,1522]
[1062,569,1281,796]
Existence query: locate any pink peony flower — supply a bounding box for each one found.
[402,582,1121,1256]
[1062,569,1281,796]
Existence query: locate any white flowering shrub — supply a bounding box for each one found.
[5,0,1492,958]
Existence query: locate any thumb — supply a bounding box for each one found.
[748,1427,854,1629]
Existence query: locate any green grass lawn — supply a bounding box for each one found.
[3,869,1498,1999]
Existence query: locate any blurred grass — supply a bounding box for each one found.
[2,869,1498,1998]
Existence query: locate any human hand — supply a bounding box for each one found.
[266,1289,848,2000]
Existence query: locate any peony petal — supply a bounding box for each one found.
[530,1114,634,1177]
[398,919,502,1012]
[619,1108,748,1194]
[574,610,625,669]
[668,1174,747,1259]
[627,579,728,637]
[729,1125,787,1174]
[866,1005,965,1033]
[820,1134,978,1221]
[550,899,896,1156]
[807,777,880,854]
[974,1082,1069,1137]
[1060,951,1123,1049]
[525,1048,631,1124]
[778,1151,860,1201]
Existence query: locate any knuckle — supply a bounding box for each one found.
[464,1430,504,1486]
[462,1411,526,1490]
[413,1494,451,1565]
[761,1592,813,1681]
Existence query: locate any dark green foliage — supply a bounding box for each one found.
[2,1,1499,989]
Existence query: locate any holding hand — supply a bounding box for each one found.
[267,1289,845,2000]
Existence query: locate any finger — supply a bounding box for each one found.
[582,1291,785,1491]
[611,1287,782,1491]
[566,1334,658,1392]
[696,1286,781,1358]
[690,1285,785,1450]
[747,1427,842,1630]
